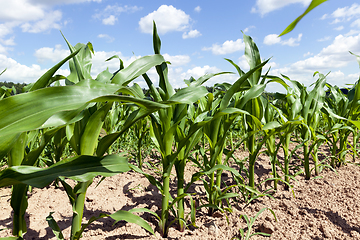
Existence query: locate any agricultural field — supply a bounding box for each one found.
[1,2,360,238]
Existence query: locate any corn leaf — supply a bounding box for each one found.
[0,154,130,188]
[279,0,328,36]
[29,48,81,91]
[111,54,165,86]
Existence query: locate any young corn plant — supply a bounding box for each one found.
[188,32,287,215]
[288,73,326,179]
[232,208,277,240]
[0,36,167,239]
[141,22,210,237]
[267,74,304,188]
[230,33,286,196]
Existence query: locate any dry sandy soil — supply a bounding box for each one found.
[1,146,360,240]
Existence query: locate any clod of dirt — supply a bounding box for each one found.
[208,221,219,236]
[258,221,274,234]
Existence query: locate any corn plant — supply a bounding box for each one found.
[0,34,168,238]
[231,208,277,240]
[267,74,304,188]
[287,73,326,179]
[139,22,210,237]
[229,34,286,196]
[186,32,287,216]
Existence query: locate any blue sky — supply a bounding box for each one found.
[0,0,360,92]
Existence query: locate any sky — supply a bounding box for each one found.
[0,0,360,92]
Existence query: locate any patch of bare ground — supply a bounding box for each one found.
[1,145,360,240]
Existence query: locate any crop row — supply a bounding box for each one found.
[1,18,360,239]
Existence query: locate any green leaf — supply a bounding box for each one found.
[0,80,119,138]
[111,54,165,86]
[167,86,208,104]
[80,103,112,155]
[0,154,130,188]
[46,212,65,240]
[279,0,328,36]
[29,48,81,91]
[0,237,23,240]
[110,210,154,234]
[243,33,262,85]
[10,184,28,237]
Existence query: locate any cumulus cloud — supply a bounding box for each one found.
[263,34,281,45]
[263,33,302,46]
[21,10,62,33]
[251,0,311,16]
[180,65,229,87]
[34,44,70,63]
[0,0,46,22]
[322,3,360,23]
[346,29,360,36]
[97,34,115,43]
[194,6,201,12]
[29,0,102,5]
[163,53,191,66]
[202,39,244,55]
[334,26,344,31]
[244,26,255,33]
[182,29,201,39]
[139,5,190,34]
[0,54,48,83]
[267,33,360,90]
[102,15,117,25]
[93,4,142,25]
[351,19,360,28]
[0,0,105,44]
[303,51,313,57]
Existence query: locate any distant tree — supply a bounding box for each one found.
[0,81,27,95]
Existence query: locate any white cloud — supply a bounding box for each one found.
[351,19,360,28]
[93,4,142,25]
[244,26,255,33]
[0,0,46,22]
[303,51,313,57]
[194,6,201,13]
[34,44,70,63]
[0,44,8,54]
[182,29,201,39]
[202,39,244,55]
[330,3,360,22]
[97,34,115,43]
[163,53,191,66]
[102,15,117,25]
[322,3,360,34]
[28,0,102,6]
[251,0,311,16]
[0,54,48,83]
[139,5,190,34]
[21,10,62,33]
[237,55,249,71]
[282,33,302,46]
[0,37,16,46]
[180,65,228,87]
[263,33,302,46]
[263,34,281,45]
[267,33,360,90]
[334,26,344,31]
[345,29,360,36]
[0,23,17,39]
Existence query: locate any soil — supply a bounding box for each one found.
[1,145,360,240]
